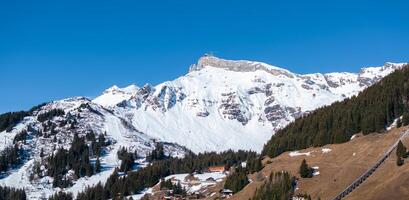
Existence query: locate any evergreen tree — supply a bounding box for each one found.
[0,144,23,173]
[47,133,96,188]
[76,182,105,200]
[397,156,404,166]
[0,103,45,132]
[172,182,186,196]
[40,148,44,158]
[396,140,407,158]
[0,112,28,132]
[224,166,249,193]
[37,109,65,122]
[396,118,402,128]
[0,185,26,200]
[159,179,173,190]
[117,147,135,172]
[247,156,263,173]
[95,157,101,173]
[48,191,73,200]
[13,130,28,144]
[403,113,409,126]
[251,171,296,200]
[147,143,166,162]
[299,159,313,178]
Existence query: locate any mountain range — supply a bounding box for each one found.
[93,55,406,153]
[0,55,406,198]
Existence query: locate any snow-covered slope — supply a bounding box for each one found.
[93,84,139,108]
[92,55,407,153]
[0,97,186,199]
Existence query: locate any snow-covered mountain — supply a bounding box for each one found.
[0,97,186,199]
[92,55,407,153]
[0,55,406,198]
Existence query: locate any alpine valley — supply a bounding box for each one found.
[0,55,406,199]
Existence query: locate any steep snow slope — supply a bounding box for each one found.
[0,97,186,199]
[93,56,407,153]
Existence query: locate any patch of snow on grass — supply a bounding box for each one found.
[312,166,320,176]
[387,117,402,131]
[128,188,153,200]
[350,134,358,140]
[289,151,311,157]
[321,148,332,153]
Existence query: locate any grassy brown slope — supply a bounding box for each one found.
[231,126,408,200]
[345,135,409,200]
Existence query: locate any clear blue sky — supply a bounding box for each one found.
[1,0,408,113]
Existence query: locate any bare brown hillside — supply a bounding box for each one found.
[345,133,409,200]
[230,126,409,200]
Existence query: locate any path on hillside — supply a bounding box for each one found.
[330,130,409,200]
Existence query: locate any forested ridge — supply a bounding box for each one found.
[263,64,409,157]
[0,103,45,133]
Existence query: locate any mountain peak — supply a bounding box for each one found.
[189,55,294,78]
[103,84,139,95]
[94,84,139,107]
[104,85,121,93]
[358,62,407,80]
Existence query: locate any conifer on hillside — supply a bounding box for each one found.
[397,156,404,166]
[299,159,313,178]
[396,140,407,158]
[224,166,249,193]
[403,113,409,126]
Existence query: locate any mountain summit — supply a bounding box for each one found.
[189,55,293,77]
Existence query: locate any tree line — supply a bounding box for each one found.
[0,103,45,132]
[37,108,65,122]
[263,65,409,157]
[75,149,256,200]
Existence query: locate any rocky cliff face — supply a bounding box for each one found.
[93,55,407,153]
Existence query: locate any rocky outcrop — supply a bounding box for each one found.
[190,55,295,78]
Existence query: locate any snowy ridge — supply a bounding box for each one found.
[93,84,139,108]
[92,56,407,153]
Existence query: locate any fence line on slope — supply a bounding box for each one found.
[330,130,409,200]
